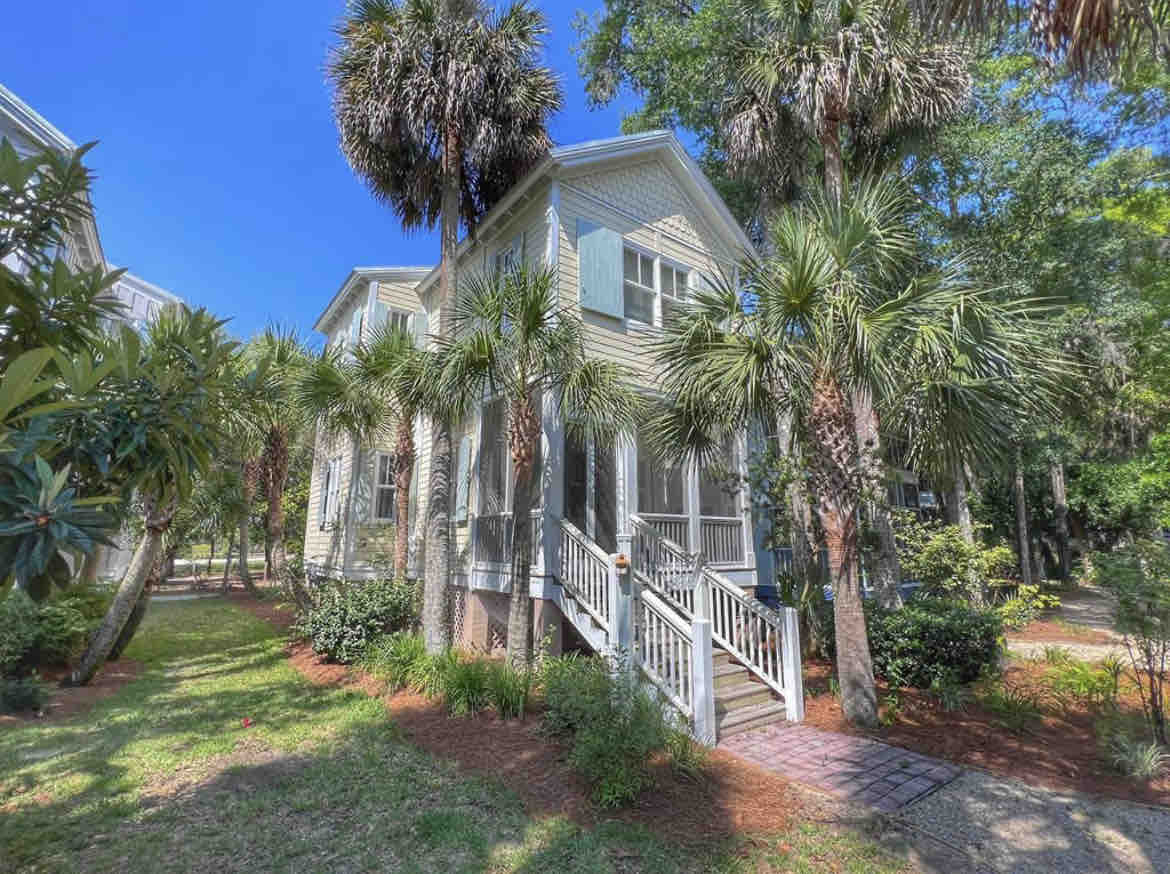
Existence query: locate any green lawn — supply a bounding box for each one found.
[0,600,910,873]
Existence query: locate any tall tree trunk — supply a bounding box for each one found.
[263,532,272,581]
[1049,460,1071,582]
[852,390,901,608]
[808,374,877,727]
[206,536,214,575]
[238,459,260,595]
[506,395,540,667]
[108,546,163,662]
[264,427,291,579]
[80,546,102,585]
[775,412,817,591]
[67,498,174,686]
[1015,448,1033,588]
[953,461,974,545]
[422,121,461,655]
[820,116,844,203]
[394,419,416,581]
[221,532,235,588]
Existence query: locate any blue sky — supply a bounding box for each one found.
[4,0,636,342]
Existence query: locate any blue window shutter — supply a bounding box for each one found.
[577,219,623,318]
[455,436,472,522]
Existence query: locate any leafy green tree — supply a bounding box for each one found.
[437,264,641,666]
[651,177,1058,725]
[327,0,563,653]
[68,307,238,685]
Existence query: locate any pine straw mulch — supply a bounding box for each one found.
[1008,619,1116,645]
[231,596,813,850]
[801,658,1170,808]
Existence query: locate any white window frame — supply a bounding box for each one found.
[320,456,342,530]
[372,451,396,523]
[622,242,694,328]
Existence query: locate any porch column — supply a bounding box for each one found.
[615,435,637,557]
[687,461,701,557]
[540,390,564,586]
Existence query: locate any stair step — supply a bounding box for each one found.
[717,700,788,738]
[713,662,751,690]
[715,680,774,712]
[713,650,735,668]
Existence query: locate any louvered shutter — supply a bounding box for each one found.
[577,220,623,318]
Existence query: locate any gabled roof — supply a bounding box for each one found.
[0,82,76,153]
[412,130,753,300]
[313,266,432,334]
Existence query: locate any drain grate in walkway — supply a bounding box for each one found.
[720,723,962,812]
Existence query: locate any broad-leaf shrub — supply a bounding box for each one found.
[298,579,418,663]
[0,589,99,677]
[1,671,48,713]
[823,600,1003,687]
[895,513,1015,602]
[996,584,1061,630]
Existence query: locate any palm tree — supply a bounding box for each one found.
[437,264,641,666]
[328,0,563,653]
[352,324,435,580]
[69,306,238,685]
[651,177,1058,725]
[725,0,972,205]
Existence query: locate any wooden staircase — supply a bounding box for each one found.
[713,649,789,738]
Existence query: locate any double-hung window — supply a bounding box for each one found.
[623,247,656,323]
[659,262,689,325]
[373,452,396,522]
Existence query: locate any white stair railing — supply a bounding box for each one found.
[558,519,611,633]
[630,514,700,617]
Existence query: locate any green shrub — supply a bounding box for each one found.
[895,514,1015,601]
[486,661,532,719]
[997,584,1061,630]
[1,671,48,712]
[1048,659,1120,711]
[541,654,678,807]
[1107,734,1169,780]
[32,602,91,665]
[408,648,459,698]
[0,593,41,675]
[364,632,426,691]
[664,726,708,780]
[51,582,114,621]
[978,683,1041,732]
[445,659,491,717]
[298,579,418,664]
[0,591,92,674]
[929,670,971,712]
[823,599,1003,688]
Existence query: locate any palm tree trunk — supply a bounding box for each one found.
[1049,460,1070,581]
[221,532,235,587]
[775,412,817,590]
[506,395,540,667]
[422,121,461,655]
[238,460,260,595]
[952,461,974,544]
[1015,448,1033,588]
[264,428,291,578]
[394,419,415,581]
[206,536,214,575]
[67,498,174,686]
[852,390,901,608]
[808,374,877,727]
[820,117,844,203]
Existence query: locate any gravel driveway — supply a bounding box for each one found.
[896,769,1170,873]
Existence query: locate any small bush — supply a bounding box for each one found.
[1048,659,1120,711]
[0,591,93,675]
[1,671,48,713]
[664,727,708,780]
[825,599,1002,688]
[445,659,491,717]
[929,671,971,712]
[978,684,1041,732]
[486,661,531,720]
[51,582,114,621]
[0,593,41,675]
[997,584,1061,630]
[1107,734,1169,780]
[298,579,418,664]
[408,648,459,698]
[540,654,612,737]
[364,632,427,691]
[895,514,1015,602]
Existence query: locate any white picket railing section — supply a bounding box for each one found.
[700,516,745,564]
[634,587,696,719]
[703,567,786,698]
[638,513,690,549]
[630,516,699,617]
[559,519,611,632]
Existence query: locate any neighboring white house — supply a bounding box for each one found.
[2,81,187,581]
[306,131,806,742]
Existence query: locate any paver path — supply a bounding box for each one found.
[719,723,961,812]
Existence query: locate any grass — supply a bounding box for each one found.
[0,600,911,873]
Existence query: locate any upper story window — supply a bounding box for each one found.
[659,262,689,325]
[494,233,524,276]
[373,452,397,522]
[623,247,656,323]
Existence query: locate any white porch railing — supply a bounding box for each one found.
[638,513,690,549]
[559,519,611,632]
[628,513,804,722]
[634,587,715,741]
[700,517,745,564]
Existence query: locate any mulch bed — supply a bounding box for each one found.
[1008,619,1115,645]
[0,659,144,726]
[232,596,809,849]
[801,658,1170,808]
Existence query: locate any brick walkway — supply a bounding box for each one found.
[719,723,962,812]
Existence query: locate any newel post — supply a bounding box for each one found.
[690,615,716,745]
[781,606,805,721]
[610,552,634,670]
